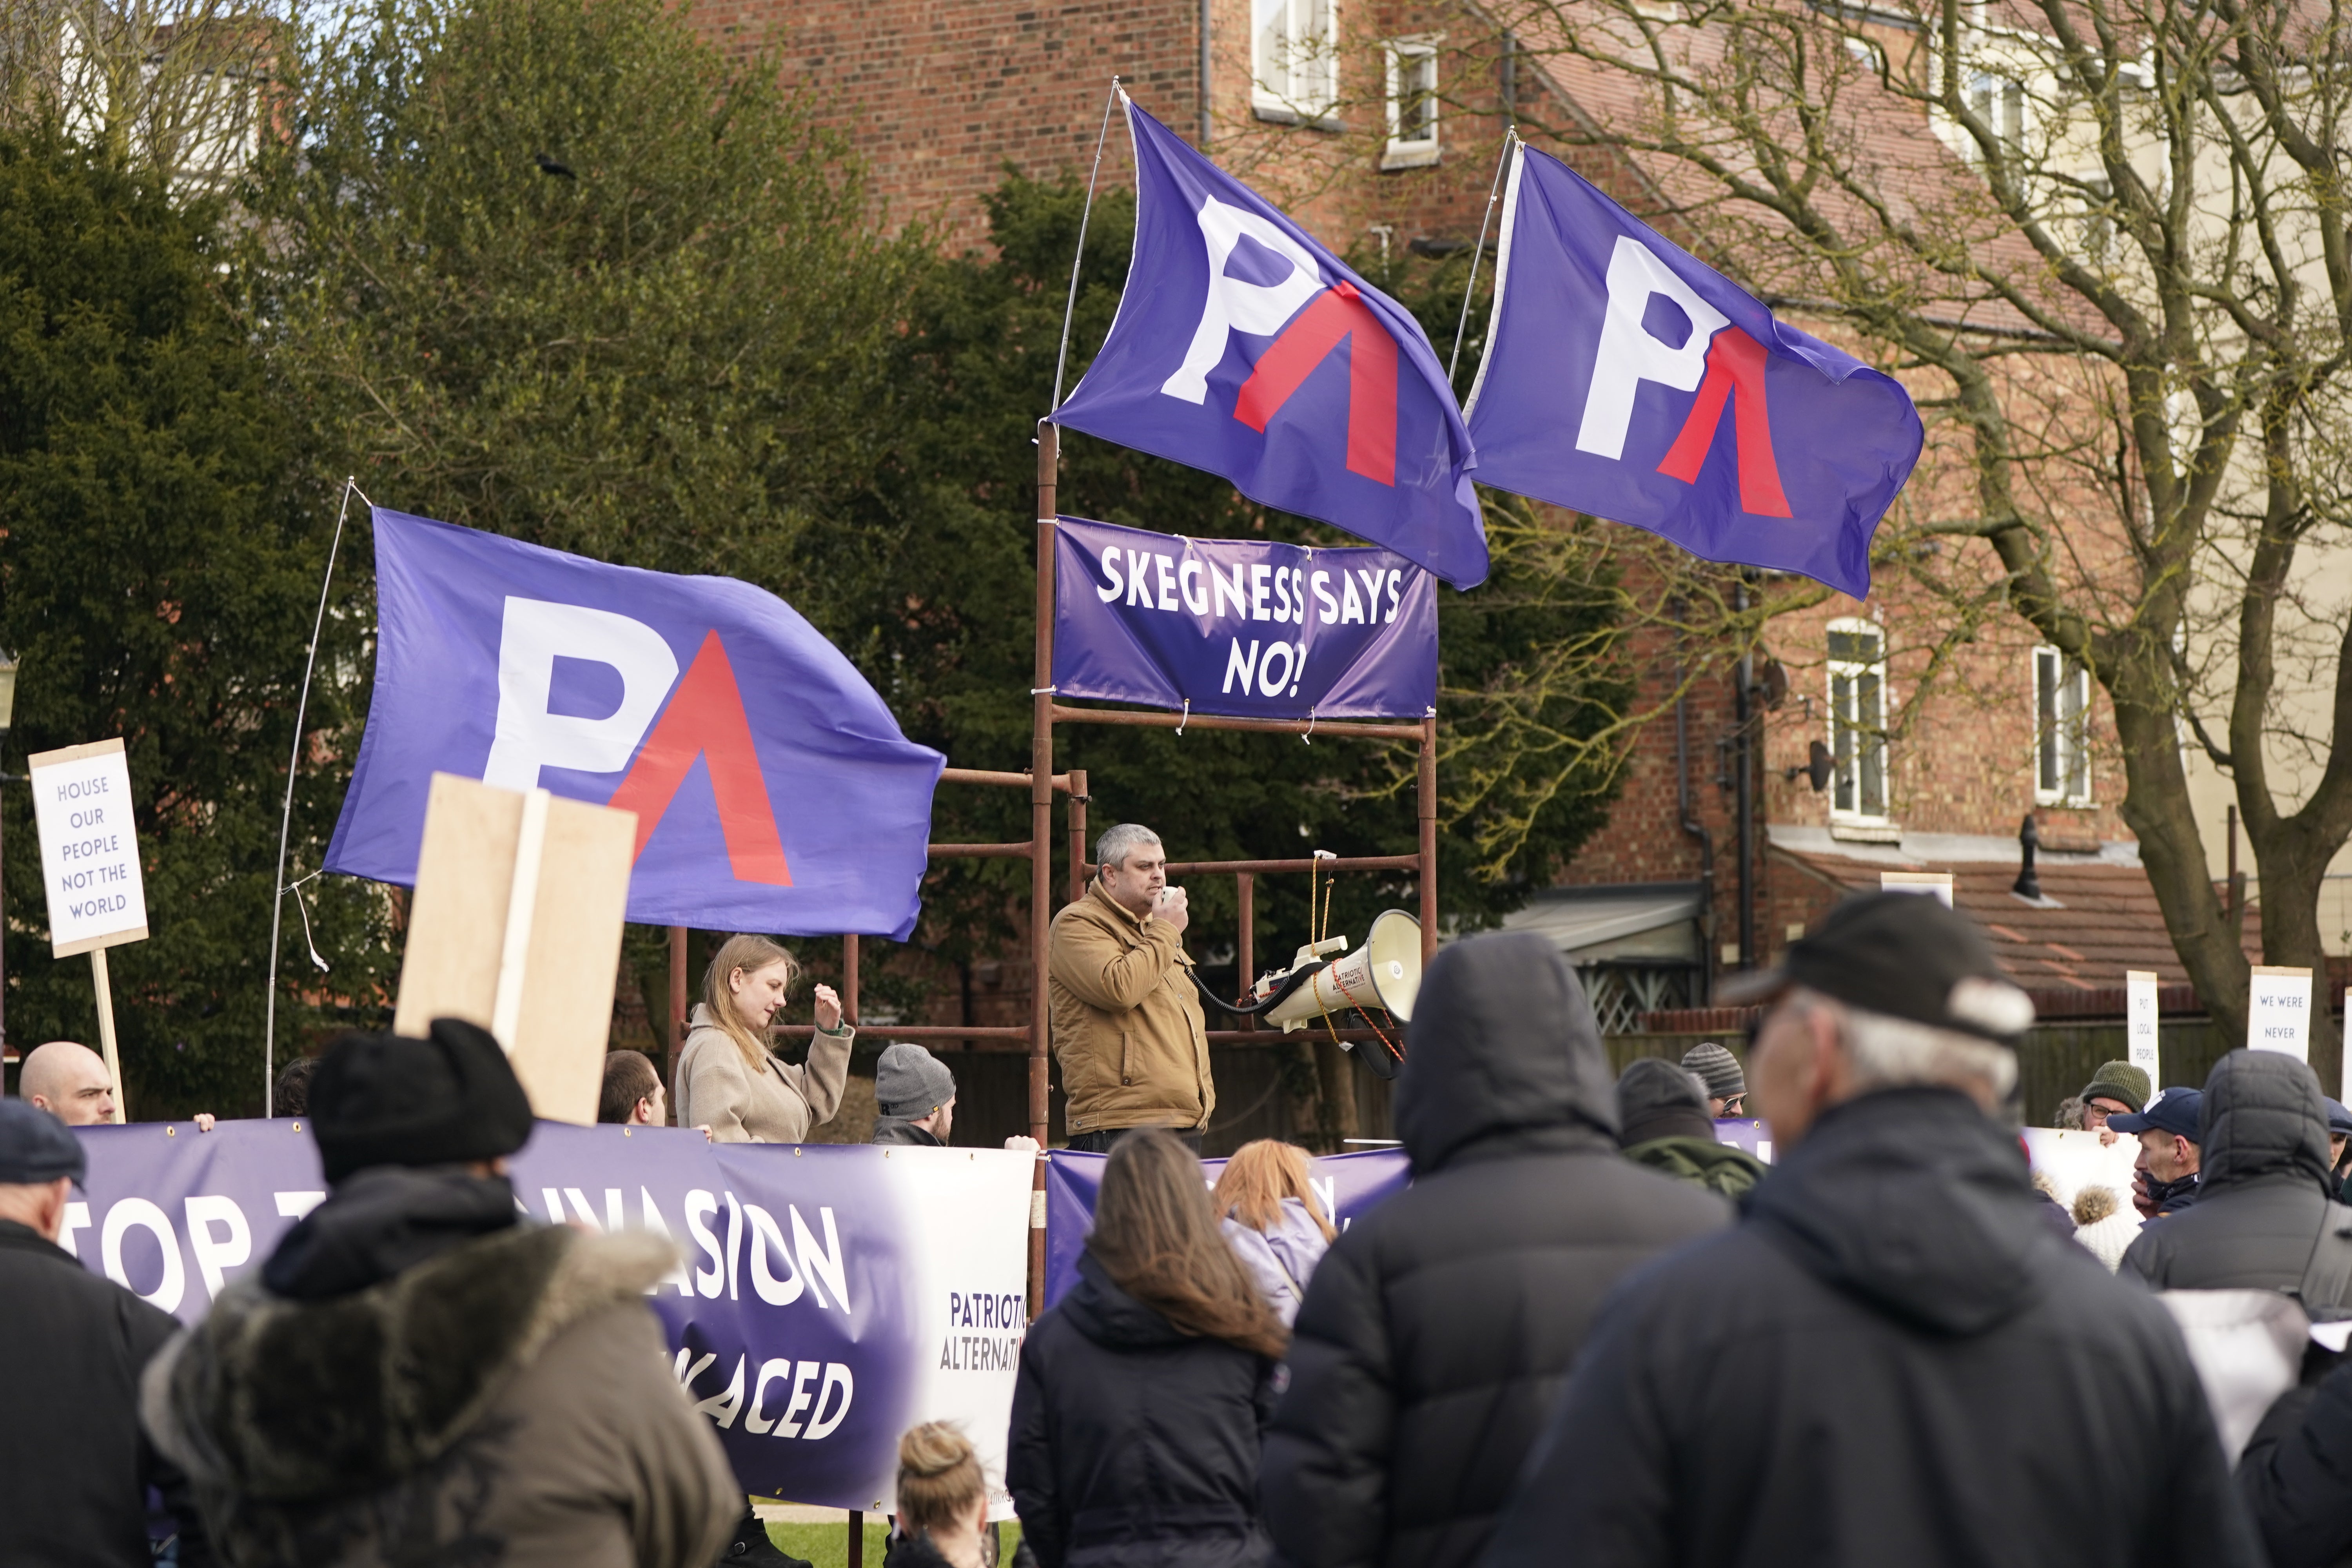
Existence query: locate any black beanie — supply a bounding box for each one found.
[309,1018,536,1183]
[1615,1057,1716,1149]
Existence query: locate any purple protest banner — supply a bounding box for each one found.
[325,509,945,939]
[1041,1147,1411,1307]
[1052,515,1437,720]
[1712,1118,1775,1162]
[1463,145,1922,599]
[64,1120,1031,1515]
[1051,97,1487,588]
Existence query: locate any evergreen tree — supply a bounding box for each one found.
[0,132,376,1117]
[251,0,932,1037]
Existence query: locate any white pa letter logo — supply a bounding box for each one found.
[482,597,680,791]
[1575,235,1729,460]
[1160,197,1327,404]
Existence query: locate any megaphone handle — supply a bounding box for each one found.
[1189,962,1324,1016]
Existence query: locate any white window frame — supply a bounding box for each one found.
[2034,646,2094,805]
[1381,39,1440,170]
[1254,0,1341,126]
[1827,619,1890,821]
[1965,71,2025,160]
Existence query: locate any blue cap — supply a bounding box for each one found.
[2326,1099,2352,1138]
[2111,1088,2203,1142]
[0,1099,87,1186]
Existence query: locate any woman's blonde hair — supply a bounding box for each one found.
[896,1421,985,1535]
[1211,1139,1335,1244]
[1091,1129,1289,1359]
[702,933,799,1073]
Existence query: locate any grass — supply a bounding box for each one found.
[764,1519,1023,1568]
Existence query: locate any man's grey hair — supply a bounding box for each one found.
[1793,988,2020,1101]
[1095,823,1163,873]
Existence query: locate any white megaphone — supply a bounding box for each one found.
[1260,909,1422,1031]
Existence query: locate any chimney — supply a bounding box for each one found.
[2013,813,2042,901]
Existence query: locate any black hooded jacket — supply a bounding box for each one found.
[2122,1051,2352,1301]
[1257,934,1730,1568]
[1007,1251,1279,1568]
[1482,1087,2260,1568]
[0,1219,214,1568]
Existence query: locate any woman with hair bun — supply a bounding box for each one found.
[889,1423,993,1568]
[673,933,852,1144]
[1009,1128,1287,1568]
[1211,1140,1335,1328]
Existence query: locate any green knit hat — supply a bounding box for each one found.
[2078,1060,2151,1114]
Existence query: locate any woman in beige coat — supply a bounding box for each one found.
[673,933,853,1143]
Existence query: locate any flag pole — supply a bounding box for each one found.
[1051,78,1122,412]
[264,477,358,1117]
[1449,129,1517,389]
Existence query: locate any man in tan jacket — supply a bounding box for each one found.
[1049,822,1214,1151]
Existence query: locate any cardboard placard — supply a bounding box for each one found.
[28,739,148,958]
[2248,966,2314,1062]
[392,773,635,1124]
[2127,969,2161,1081]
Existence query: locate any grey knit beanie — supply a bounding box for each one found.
[1681,1041,1746,1103]
[1616,1058,1715,1149]
[875,1042,957,1119]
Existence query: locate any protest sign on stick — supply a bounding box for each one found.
[2248,966,2314,1062]
[2127,970,2161,1082]
[29,739,147,1122]
[393,772,635,1123]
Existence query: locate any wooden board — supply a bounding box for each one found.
[393,773,635,1124]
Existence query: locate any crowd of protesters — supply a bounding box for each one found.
[23,881,2352,1566]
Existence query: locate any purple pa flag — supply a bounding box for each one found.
[1464,144,1922,599]
[1053,515,1436,720]
[1052,94,1488,588]
[325,510,944,938]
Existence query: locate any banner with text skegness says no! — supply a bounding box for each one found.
[1051,515,1437,721]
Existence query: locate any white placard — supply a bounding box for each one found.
[1880,871,1955,906]
[29,739,149,958]
[2248,965,2314,1061]
[2127,969,2161,1081]
[2022,1126,2145,1211]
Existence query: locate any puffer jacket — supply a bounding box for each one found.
[2241,1354,2352,1567]
[1221,1198,1332,1327]
[2122,1051,2352,1302]
[1047,882,1212,1136]
[142,1167,739,1568]
[1484,1087,2262,1568]
[1622,1134,1769,1201]
[1008,1251,1278,1568]
[1257,933,1730,1568]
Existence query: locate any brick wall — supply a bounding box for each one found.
[721,0,2164,998]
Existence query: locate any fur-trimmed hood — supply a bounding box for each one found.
[144,1221,677,1504]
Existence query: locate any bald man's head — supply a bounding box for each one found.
[20,1042,114,1127]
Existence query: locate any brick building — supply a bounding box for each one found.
[744,0,2235,1042]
